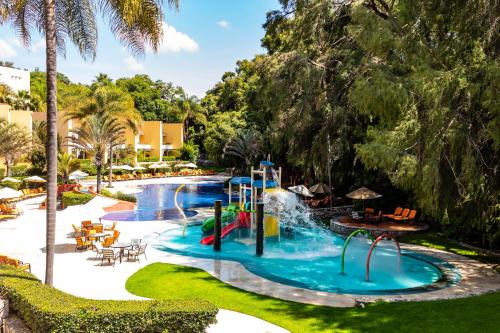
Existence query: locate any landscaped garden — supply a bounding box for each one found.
[0,0,499,332]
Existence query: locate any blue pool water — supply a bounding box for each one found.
[102,182,235,221]
[155,225,456,294]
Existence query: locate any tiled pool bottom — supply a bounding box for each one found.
[153,225,461,295]
[103,208,198,221]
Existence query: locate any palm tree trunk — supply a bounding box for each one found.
[108,145,113,188]
[44,0,57,287]
[96,163,102,194]
[5,159,12,177]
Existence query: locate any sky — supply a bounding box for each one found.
[0,0,281,97]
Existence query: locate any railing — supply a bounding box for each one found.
[310,205,355,218]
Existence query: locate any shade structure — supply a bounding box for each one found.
[184,163,198,169]
[1,177,21,183]
[310,183,331,194]
[288,185,314,197]
[149,163,163,169]
[24,176,46,183]
[134,166,146,170]
[0,187,23,200]
[120,165,135,171]
[345,186,382,200]
[70,170,89,178]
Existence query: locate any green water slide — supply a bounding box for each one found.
[201,204,239,233]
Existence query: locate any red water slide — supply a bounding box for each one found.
[201,220,241,245]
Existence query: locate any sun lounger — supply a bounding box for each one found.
[383,207,403,219]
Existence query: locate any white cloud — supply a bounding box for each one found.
[7,38,22,48]
[30,39,46,52]
[0,39,17,58]
[156,22,199,53]
[217,20,230,29]
[124,56,144,71]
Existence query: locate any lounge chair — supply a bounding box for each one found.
[127,244,147,262]
[7,258,31,272]
[75,236,92,251]
[101,249,118,266]
[383,207,403,219]
[389,208,410,221]
[393,209,417,222]
[0,255,8,264]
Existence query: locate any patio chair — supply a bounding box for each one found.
[93,242,105,259]
[72,224,83,237]
[104,221,117,231]
[102,237,115,247]
[94,225,104,233]
[383,207,403,219]
[81,220,92,229]
[390,208,410,221]
[75,237,92,251]
[112,230,120,241]
[7,258,31,272]
[127,244,147,262]
[101,249,118,266]
[0,255,8,264]
[131,238,142,250]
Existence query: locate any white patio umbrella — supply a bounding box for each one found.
[134,166,146,170]
[184,162,198,169]
[1,177,22,183]
[0,187,23,200]
[70,170,89,178]
[288,185,314,197]
[24,176,47,183]
[310,183,331,194]
[120,165,135,171]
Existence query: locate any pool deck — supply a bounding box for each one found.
[1,176,499,331]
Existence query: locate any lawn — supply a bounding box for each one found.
[126,263,500,333]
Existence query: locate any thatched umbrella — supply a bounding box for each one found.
[345,186,382,210]
[288,185,314,197]
[310,183,331,194]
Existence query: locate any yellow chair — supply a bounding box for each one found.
[86,229,97,242]
[75,237,92,251]
[101,237,116,247]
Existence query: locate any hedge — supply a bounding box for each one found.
[100,189,137,203]
[61,192,94,207]
[0,179,23,190]
[0,265,217,333]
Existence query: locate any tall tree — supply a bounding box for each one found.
[66,84,140,187]
[4,0,178,286]
[0,119,30,177]
[68,114,125,193]
[57,152,79,184]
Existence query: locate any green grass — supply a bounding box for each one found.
[126,263,500,333]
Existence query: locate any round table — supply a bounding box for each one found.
[111,243,132,263]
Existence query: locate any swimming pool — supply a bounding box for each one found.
[102,182,236,221]
[155,225,459,294]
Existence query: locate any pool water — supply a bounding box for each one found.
[155,225,453,294]
[102,182,236,221]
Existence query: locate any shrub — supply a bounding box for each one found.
[138,156,159,163]
[0,180,23,190]
[166,149,182,159]
[61,192,94,207]
[164,156,177,162]
[115,191,137,203]
[11,165,29,177]
[0,265,217,333]
[180,141,200,162]
[0,168,4,177]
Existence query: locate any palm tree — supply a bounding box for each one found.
[57,153,80,184]
[178,95,206,142]
[3,0,178,286]
[223,129,263,168]
[68,114,125,193]
[0,119,30,177]
[66,84,141,187]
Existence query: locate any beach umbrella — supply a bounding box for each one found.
[0,187,23,200]
[70,170,89,178]
[176,163,188,168]
[149,163,162,169]
[134,166,146,170]
[24,176,47,183]
[184,163,198,169]
[310,183,331,194]
[1,177,21,183]
[288,185,314,197]
[345,186,382,211]
[120,165,135,171]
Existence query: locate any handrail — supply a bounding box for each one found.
[174,184,188,237]
[340,229,374,274]
[365,234,400,281]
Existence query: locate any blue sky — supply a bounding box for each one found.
[0,0,280,97]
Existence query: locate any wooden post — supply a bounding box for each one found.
[214,200,222,251]
[256,202,264,256]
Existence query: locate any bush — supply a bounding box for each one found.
[180,141,199,162]
[138,156,159,163]
[163,156,177,162]
[0,265,217,333]
[166,149,182,159]
[115,191,137,203]
[61,192,94,207]
[0,180,23,190]
[11,165,29,177]
[0,168,4,177]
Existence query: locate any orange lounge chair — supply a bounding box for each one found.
[382,207,403,219]
[0,255,8,264]
[393,209,417,222]
[389,208,410,221]
[7,258,31,272]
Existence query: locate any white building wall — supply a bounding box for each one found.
[0,66,30,93]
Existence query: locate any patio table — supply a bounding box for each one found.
[92,233,108,242]
[111,243,132,263]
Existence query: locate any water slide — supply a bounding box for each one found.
[201,219,241,245]
[201,203,238,233]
